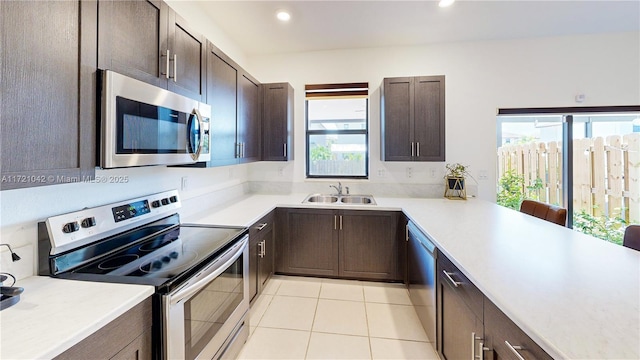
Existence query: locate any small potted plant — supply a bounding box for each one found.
[444,163,475,199]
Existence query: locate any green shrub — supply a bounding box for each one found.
[573,210,627,245]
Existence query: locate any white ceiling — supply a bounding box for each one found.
[196,0,640,56]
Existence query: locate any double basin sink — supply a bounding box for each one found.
[303,194,376,205]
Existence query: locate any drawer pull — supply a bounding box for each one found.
[256,223,268,231]
[505,341,526,360]
[443,270,461,288]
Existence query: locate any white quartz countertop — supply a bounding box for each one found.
[0,276,154,360]
[186,193,640,360]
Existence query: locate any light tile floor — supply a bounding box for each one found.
[238,275,439,360]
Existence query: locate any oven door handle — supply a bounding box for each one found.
[168,237,247,306]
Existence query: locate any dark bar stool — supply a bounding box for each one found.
[519,200,567,227]
[623,225,640,252]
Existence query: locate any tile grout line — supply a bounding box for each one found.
[303,282,321,359]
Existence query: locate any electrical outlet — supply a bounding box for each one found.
[478,170,488,180]
[429,168,436,178]
[378,169,385,178]
[406,167,413,178]
[181,176,189,191]
[278,167,284,177]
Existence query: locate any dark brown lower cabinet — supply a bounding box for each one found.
[278,208,400,281]
[437,253,484,360]
[55,297,152,360]
[484,300,553,360]
[436,252,552,360]
[249,210,275,302]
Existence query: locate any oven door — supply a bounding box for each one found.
[163,235,249,360]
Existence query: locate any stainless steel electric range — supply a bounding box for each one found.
[38,190,249,360]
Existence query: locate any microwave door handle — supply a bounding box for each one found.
[190,108,204,160]
[169,238,247,306]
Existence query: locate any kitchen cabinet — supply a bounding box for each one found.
[381,76,445,161]
[437,252,485,360]
[98,0,206,101]
[204,43,261,167]
[262,83,294,161]
[279,208,400,280]
[484,300,553,360]
[238,72,262,163]
[249,210,275,302]
[54,297,152,360]
[1,0,97,190]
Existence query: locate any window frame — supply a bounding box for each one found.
[305,85,370,179]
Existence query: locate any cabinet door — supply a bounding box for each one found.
[259,226,274,290]
[238,74,261,163]
[98,0,168,89]
[437,253,485,360]
[262,83,294,161]
[1,0,96,190]
[206,46,238,167]
[282,208,338,276]
[381,77,414,161]
[167,10,206,101]
[414,76,445,161]
[339,210,399,280]
[110,330,152,360]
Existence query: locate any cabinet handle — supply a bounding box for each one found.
[161,49,170,79]
[443,270,461,288]
[504,341,526,360]
[258,241,263,258]
[471,333,489,360]
[479,342,490,360]
[334,215,337,230]
[173,53,177,82]
[411,142,415,157]
[283,143,287,157]
[417,142,420,157]
[256,223,268,231]
[339,215,343,230]
[405,224,409,242]
[261,240,266,257]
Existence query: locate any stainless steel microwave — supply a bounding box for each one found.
[99,70,210,168]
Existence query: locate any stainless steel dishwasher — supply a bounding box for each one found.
[407,221,437,343]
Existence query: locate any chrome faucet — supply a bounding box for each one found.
[329,182,343,195]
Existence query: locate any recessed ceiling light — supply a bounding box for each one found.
[276,10,291,22]
[439,0,455,7]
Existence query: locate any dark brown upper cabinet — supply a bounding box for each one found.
[205,43,261,167]
[381,76,445,162]
[262,83,294,161]
[1,0,97,190]
[98,0,206,101]
[238,72,261,163]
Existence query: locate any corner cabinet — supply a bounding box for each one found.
[98,0,206,101]
[1,0,97,190]
[278,208,400,280]
[262,83,294,161]
[381,76,445,162]
[54,297,152,360]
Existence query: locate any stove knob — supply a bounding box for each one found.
[151,260,163,270]
[62,221,80,233]
[151,200,161,208]
[161,256,171,263]
[169,251,179,259]
[161,198,170,206]
[81,217,96,228]
[169,196,178,203]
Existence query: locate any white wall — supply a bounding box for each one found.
[246,31,640,200]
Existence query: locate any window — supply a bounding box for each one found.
[305,83,369,178]
[496,106,640,246]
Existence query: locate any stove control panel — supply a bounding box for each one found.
[42,190,181,255]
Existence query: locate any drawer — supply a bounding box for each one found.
[250,210,275,235]
[437,253,483,320]
[485,299,552,360]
